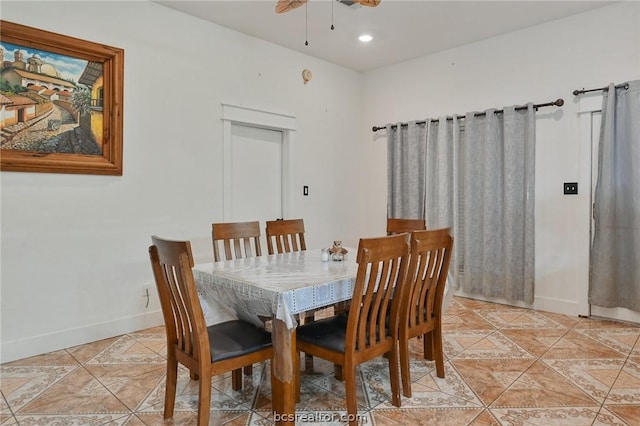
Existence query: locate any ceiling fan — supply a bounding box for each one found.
[276,0,381,14]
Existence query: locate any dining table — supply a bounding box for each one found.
[192,248,358,425]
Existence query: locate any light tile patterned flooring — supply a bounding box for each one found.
[2,296,639,425]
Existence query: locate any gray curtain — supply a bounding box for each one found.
[589,80,640,311]
[387,121,426,219]
[425,117,457,230]
[387,104,535,304]
[458,106,535,303]
[387,118,456,223]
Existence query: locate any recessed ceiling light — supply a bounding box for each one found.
[359,34,373,42]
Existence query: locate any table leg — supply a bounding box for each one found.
[271,318,296,425]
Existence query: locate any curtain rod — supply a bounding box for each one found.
[572,82,629,96]
[371,98,564,132]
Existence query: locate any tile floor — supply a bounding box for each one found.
[1,296,639,425]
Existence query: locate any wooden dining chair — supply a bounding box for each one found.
[211,220,265,376]
[398,228,453,397]
[265,218,306,254]
[387,217,427,235]
[149,236,273,426]
[212,221,262,262]
[296,233,410,424]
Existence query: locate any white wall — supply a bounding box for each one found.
[361,2,640,315]
[0,1,363,362]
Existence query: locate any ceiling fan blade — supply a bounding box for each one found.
[276,0,308,14]
[354,0,381,7]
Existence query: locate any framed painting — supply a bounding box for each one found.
[0,21,124,175]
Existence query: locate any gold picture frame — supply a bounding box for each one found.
[0,21,124,175]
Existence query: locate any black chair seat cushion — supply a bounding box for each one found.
[208,320,272,362]
[297,313,348,353]
[297,310,395,353]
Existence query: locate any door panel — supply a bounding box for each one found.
[229,124,282,250]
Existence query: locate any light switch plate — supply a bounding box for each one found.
[564,182,578,195]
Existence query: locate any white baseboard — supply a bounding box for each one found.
[533,295,581,317]
[0,310,163,364]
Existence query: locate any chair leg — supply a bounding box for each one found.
[388,348,401,407]
[305,354,314,371]
[334,364,343,381]
[303,312,315,371]
[197,372,212,426]
[423,331,435,361]
[232,368,242,391]
[295,351,301,403]
[304,311,315,323]
[164,355,178,419]
[243,364,253,376]
[343,364,359,426]
[433,327,445,378]
[333,300,350,315]
[399,334,412,398]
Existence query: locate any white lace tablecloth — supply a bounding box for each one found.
[192,248,357,330]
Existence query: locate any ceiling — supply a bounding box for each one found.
[156,0,612,72]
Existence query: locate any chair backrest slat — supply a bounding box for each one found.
[265,219,306,255]
[242,238,252,258]
[212,221,263,262]
[387,218,427,235]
